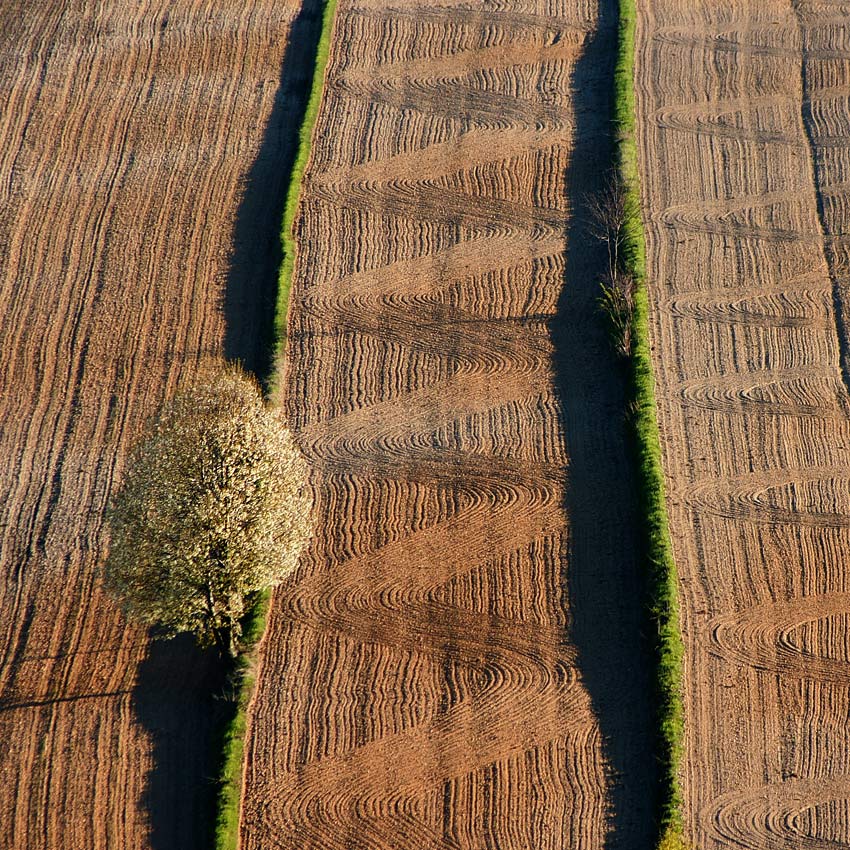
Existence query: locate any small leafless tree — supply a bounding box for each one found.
[587,173,635,358]
[586,174,627,284]
[103,362,312,659]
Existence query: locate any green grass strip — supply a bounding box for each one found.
[212,1,340,847]
[213,590,271,850]
[614,2,687,848]
[275,0,340,370]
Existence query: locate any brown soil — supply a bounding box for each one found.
[636,0,850,846]
[241,0,654,847]
[0,2,303,847]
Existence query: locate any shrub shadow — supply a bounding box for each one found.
[553,1,658,847]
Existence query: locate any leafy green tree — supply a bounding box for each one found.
[104,363,312,658]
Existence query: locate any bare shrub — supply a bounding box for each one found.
[587,174,635,357]
[598,271,635,358]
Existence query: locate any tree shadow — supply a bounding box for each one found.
[133,633,225,850]
[222,0,325,386]
[131,2,326,846]
[553,1,657,847]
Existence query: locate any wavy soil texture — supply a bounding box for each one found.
[636,0,850,846]
[241,0,654,847]
[0,2,303,847]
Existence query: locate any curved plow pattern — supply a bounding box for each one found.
[686,469,850,527]
[656,191,821,245]
[707,594,850,681]
[668,281,831,329]
[239,1,640,848]
[674,370,848,419]
[638,0,850,845]
[706,778,850,850]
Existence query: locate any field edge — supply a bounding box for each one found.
[213,591,271,850]
[212,1,340,847]
[274,0,341,382]
[614,1,687,847]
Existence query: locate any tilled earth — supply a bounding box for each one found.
[636,0,850,846]
[0,1,303,847]
[241,0,654,847]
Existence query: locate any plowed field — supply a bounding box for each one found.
[636,0,850,845]
[241,0,653,847]
[0,2,302,847]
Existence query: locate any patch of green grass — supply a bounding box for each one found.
[212,0,340,847]
[275,0,340,376]
[213,591,270,850]
[614,0,687,846]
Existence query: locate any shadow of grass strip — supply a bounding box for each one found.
[275,0,341,376]
[213,590,271,850]
[614,1,687,847]
[213,1,340,847]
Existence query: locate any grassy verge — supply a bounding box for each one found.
[213,590,271,850]
[212,1,339,847]
[275,0,340,370]
[614,1,687,847]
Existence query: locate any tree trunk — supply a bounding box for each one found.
[203,581,237,661]
[213,622,238,661]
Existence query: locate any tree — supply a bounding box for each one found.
[587,173,635,358]
[586,173,627,284]
[103,362,312,658]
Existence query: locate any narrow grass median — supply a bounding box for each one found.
[213,1,339,848]
[613,1,687,847]
[275,0,340,371]
[213,591,271,850]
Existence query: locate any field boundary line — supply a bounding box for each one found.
[212,1,340,848]
[614,1,687,847]
[274,0,341,375]
[213,590,271,850]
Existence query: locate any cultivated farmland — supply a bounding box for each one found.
[636,0,850,845]
[240,0,654,847]
[0,2,305,847]
[9,0,850,846]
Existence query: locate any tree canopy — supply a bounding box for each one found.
[103,363,312,657]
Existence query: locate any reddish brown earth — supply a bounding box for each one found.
[636,0,850,846]
[242,0,654,847]
[0,2,304,847]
